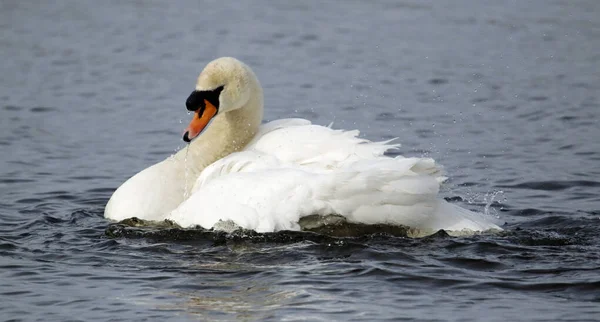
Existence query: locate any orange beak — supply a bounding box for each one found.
[183,99,218,142]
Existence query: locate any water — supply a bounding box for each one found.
[1,0,599,320]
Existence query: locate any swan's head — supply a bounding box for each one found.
[183,57,256,142]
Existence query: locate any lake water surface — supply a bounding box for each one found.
[1,0,599,321]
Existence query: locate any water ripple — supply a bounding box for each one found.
[1,0,600,320]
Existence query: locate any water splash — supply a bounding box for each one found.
[483,190,504,218]
[460,188,505,220]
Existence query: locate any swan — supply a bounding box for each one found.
[104,57,501,234]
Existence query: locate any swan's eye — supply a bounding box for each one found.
[185,86,224,112]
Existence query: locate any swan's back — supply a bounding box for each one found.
[168,119,501,234]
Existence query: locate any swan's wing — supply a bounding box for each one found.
[190,150,284,193]
[251,118,312,140]
[170,149,499,233]
[170,166,329,232]
[247,119,401,170]
[169,119,497,233]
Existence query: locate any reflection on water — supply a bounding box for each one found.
[182,286,299,320]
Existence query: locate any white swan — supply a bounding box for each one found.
[105,57,501,234]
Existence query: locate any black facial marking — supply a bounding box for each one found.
[185,86,224,113]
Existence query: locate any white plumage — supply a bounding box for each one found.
[170,119,499,233]
[105,57,502,234]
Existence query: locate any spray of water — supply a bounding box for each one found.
[462,188,505,220]
[483,190,504,218]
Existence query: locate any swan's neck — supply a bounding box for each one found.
[175,83,264,174]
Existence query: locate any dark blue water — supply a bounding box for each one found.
[1,0,599,320]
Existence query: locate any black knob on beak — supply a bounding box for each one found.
[186,91,204,112]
